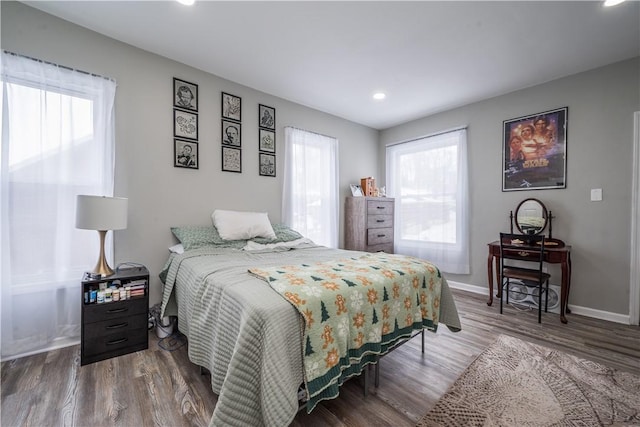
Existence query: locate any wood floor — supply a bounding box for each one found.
[2,289,639,427]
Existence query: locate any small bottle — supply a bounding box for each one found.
[97,291,105,304]
[90,289,97,304]
[112,288,120,301]
[125,286,131,299]
[104,288,112,303]
[120,288,126,301]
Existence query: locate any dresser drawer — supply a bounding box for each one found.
[82,326,148,357]
[367,200,394,215]
[367,214,393,229]
[84,312,148,337]
[367,243,394,253]
[367,227,393,245]
[84,298,147,324]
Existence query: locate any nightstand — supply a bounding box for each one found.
[81,266,149,365]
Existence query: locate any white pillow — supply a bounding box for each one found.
[211,209,276,240]
[169,243,184,254]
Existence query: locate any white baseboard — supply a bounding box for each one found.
[567,305,630,325]
[446,280,631,325]
[447,280,487,295]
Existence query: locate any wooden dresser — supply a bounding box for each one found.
[345,197,394,253]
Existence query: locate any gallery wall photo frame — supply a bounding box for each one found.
[259,128,275,153]
[502,106,568,192]
[174,109,198,141]
[258,104,275,130]
[174,139,198,169]
[222,119,241,147]
[173,78,198,112]
[259,153,276,177]
[222,146,242,173]
[222,92,241,122]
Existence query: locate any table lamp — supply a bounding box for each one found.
[75,195,128,277]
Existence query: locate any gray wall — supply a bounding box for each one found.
[380,57,640,317]
[4,2,638,318]
[1,2,380,305]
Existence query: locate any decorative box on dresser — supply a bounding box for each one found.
[81,266,149,366]
[345,197,395,253]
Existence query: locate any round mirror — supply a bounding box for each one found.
[515,198,548,235]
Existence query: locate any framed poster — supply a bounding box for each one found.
[221,92,241,122]
[222,146,242,173]
[174,109,198,141]
[173,78,198,112]
[222,120,241,147]
[174,139,198,169]
[259,153,276,177]
[259,128,275,153]
[502,107,568,191]
[258,104,275,130]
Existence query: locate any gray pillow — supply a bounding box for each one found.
[252,223,304,244]
[171,226,245,250]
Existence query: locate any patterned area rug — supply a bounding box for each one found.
[417,335,640,426]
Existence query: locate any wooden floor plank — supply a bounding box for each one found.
[2,289,639,427]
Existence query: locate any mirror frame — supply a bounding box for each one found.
[514,198,548,235]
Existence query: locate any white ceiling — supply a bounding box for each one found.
[24,1,640,130]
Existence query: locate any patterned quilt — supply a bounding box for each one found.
[249,252,454,412]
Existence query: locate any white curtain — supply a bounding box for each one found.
[1,52,116,360]
[386,128,469,274]
[283,126,338,248]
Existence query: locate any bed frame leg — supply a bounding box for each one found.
[374,356,380,388]
[421,329,425,354]
[363,365,369,396]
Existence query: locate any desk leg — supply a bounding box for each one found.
[560,258,570,324]
[566,253,572,315]
[487,253,494,306]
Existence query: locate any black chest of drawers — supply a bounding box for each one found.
[81,267,149,365]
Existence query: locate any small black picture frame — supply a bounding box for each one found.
[174,139,198,169]
[259,153,276,177]
[222,92,241,122]
[173,78,198,112]
[174,109,198,140]
[259,129,275,153]
[258,104,275,130]
[222,119,241,147]
[222,146,242,173]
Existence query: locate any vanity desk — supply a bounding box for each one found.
[487,198,572,323]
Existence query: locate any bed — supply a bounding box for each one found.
[160,219,461,427]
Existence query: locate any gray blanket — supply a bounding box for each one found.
[160,245,461,427]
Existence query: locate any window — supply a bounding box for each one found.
[386,128,469,274]
[283,127,338,247]
[1,52,116,359]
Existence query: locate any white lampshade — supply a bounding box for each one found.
[76,195,128,231]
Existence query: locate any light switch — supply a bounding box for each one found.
[591,188,602,201]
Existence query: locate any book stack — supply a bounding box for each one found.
[128,279,147,298]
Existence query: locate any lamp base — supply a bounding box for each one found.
[91,230,116,277]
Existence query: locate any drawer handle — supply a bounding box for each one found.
[106,337,128,346]
[377,234,386,238]
[376,206,385,210]
[107,308,128,314]
[376,219,385,223]
[106,322,128,330]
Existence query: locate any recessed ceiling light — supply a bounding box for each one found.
[176,0,195,5]
[603,0,625,6]
[373,92,386,100]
